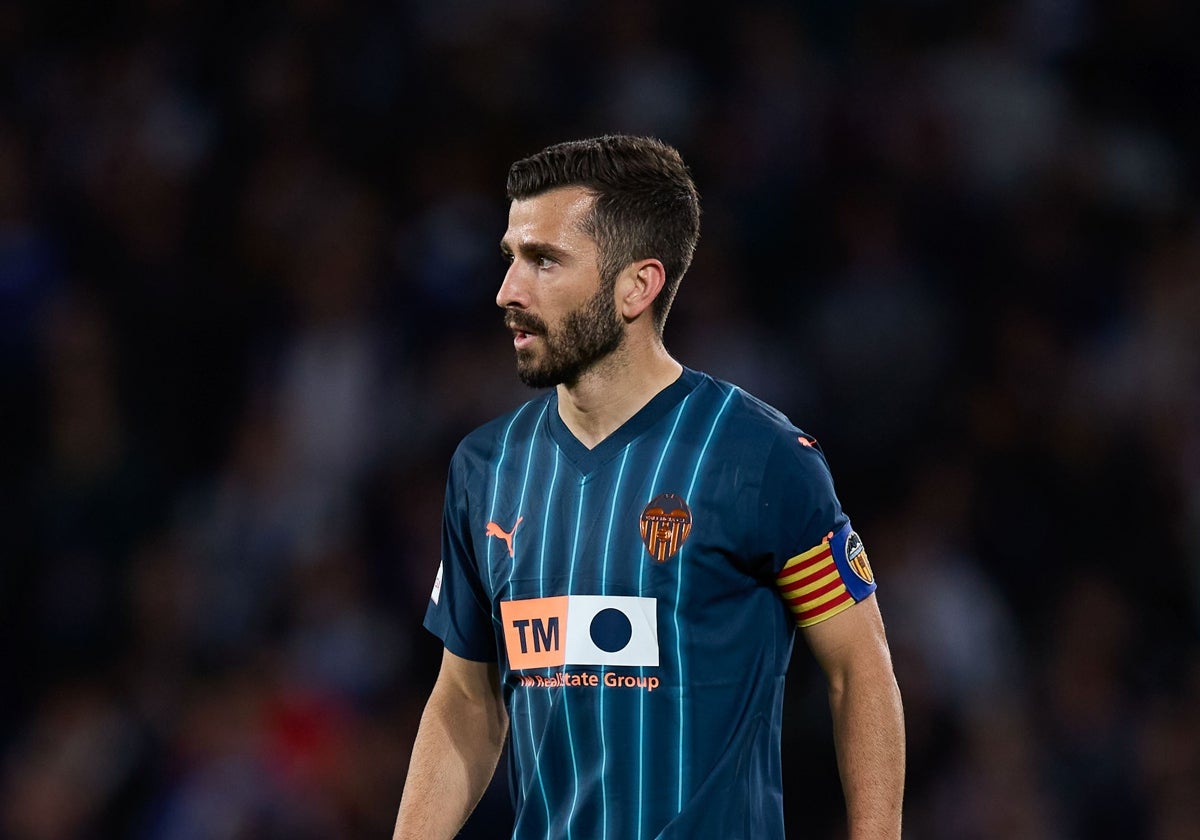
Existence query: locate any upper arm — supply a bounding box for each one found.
[395,651,508,839]
[802,594,895,689]
[432,648,505,714]
[425,648,509,753]
[755,432,873,607]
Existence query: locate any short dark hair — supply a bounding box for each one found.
[506,135,701,335]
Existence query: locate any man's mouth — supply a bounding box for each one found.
[513,326,542,349]
[505,315,545,345]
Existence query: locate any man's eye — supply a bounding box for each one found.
[502,251,514,264]
[536,255,556,269]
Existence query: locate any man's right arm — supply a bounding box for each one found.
[393,648,509,840]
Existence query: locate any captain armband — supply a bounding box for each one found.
[775,521,875,628]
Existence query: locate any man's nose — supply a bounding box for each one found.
[497,260,528,309]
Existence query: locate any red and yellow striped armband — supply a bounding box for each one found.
[776,540,856,627]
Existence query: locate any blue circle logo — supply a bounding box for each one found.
[590,608,632,653]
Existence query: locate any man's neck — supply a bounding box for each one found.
[556,344,683,450]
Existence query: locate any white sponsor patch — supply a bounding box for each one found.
[564,595,659,666]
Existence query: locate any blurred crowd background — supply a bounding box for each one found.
[2,0,1199,837]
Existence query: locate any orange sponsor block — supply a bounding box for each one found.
[500,596,569,670]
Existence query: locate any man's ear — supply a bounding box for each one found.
[617,259,667,322]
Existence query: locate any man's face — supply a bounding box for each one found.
[498,187,624,388]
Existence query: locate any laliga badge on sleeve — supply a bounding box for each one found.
[431,562,444,604]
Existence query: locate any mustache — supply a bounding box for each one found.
[505,311,548,334]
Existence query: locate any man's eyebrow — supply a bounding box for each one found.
[501,239,570,260]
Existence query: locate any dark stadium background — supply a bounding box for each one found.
[2,1,1198,837]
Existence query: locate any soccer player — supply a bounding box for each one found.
[394,135,905,839]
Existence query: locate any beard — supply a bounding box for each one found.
[506,280,625,389]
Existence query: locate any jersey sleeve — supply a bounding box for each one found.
[758,432,877,628]
[423,451,497,661]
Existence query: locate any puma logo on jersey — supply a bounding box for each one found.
[485,516,523,557]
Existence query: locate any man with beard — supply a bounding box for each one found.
[394,135,905,840]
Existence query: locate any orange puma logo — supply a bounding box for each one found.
[485,516,523,557]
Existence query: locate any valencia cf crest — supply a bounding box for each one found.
[639,493,693,562]
[845,531,874,584]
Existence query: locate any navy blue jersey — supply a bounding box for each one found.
[424,368,876,839]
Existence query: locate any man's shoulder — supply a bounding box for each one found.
[691,368,808,443]
[452,391,555,466]
[688,369,839,489]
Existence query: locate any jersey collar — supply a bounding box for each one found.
[546,367,703,476]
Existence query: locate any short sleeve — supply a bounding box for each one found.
[758,432,877,627]
[423,453,497,661]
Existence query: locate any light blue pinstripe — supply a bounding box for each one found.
[522,444,560,834]
[508,400,551,588]
[598,446,631,840]
[501,400,549,835]
[637,391,693,838]
[504,401,549,819]
[486,403,532,592]
[561,479,587,840]
[673,384,736,810]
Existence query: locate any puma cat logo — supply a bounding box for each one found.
[485,516,523,557]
